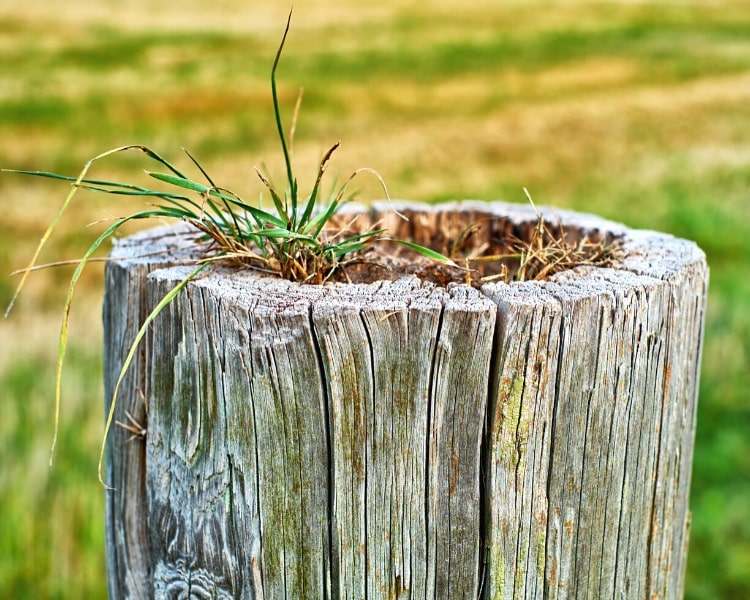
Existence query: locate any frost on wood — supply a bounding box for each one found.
[103,202,707,599]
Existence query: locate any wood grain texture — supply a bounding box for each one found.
[312,279,445,599]
[312,279,496,598]
[104,224,203,599]
[103,202,707,599]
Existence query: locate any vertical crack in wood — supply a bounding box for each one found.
[612,306,639,595]
[248,341,264,600]
[359,310,374,600]
[543,285,596,599]
[425,302,444,599]
[270,338,290,598]
[185,289,199,600]
[482,285,562,599]
[610,293,628,592]
[643,308,666,598]
[219,307,236,593]
[571,293,603,599]
[596,293,625,595]
[428,288,496,597]
[643,261,706,598]
[224,296,265,598]
[511,334,529,600]
[265,324,291,598]
[606,283,650,597]
[543,300,567,600]
[308,303,336,600]
[477,301,499,598]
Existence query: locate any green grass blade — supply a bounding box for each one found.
[227,193,286,228]
[1,170,133,187]
[177,150,245,236]
[148,171,211,194]
[388,239,459,267]
[309,197,345,239]
[330,242,367,258]
[148,169,228,223]
[307,169,365,238]
[251,227,316,241]
[80,187,192,202]
[130,145,189,179]
[151,205,201,220]
[182,148,217,188]
[150,171,287,229]
[271,9,295,216]
[205,186,250,245]
[326,229,384,258]
[3,170,201,207]
[221,194,277,230]
[98,261,209,486]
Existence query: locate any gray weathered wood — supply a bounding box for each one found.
[312,279,496,598]
[103,226,205,599]
[103,201,707,599]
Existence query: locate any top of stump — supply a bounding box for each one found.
[109,200,706,304]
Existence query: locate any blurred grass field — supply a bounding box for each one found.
[1,0,749,597]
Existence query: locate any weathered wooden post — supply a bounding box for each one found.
[103,201,707,599]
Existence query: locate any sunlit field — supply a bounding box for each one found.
[1,1,749,597]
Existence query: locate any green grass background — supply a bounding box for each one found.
[1,1,748,597]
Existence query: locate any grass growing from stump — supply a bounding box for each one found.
[3,11,619,484]
[3,12,458,481]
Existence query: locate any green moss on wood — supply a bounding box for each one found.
[490,543,506,600]
[496,374,525,467]
[536,530,546,578]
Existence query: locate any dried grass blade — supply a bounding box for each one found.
[4,145,137,318]
[52,209,166,465]
[98,261,209,486]
[255,167,288,224]
[299,142,340,230]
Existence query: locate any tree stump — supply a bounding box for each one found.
[103,201,707,599]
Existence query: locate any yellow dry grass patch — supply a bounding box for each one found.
[530,58,638,93]
[4,0,741,38]
[0,0,407,34]
[303,69,750,201]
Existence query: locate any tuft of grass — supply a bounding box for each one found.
[1,14,624,482]
[2,11,454,479]
[4,15,430,293]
